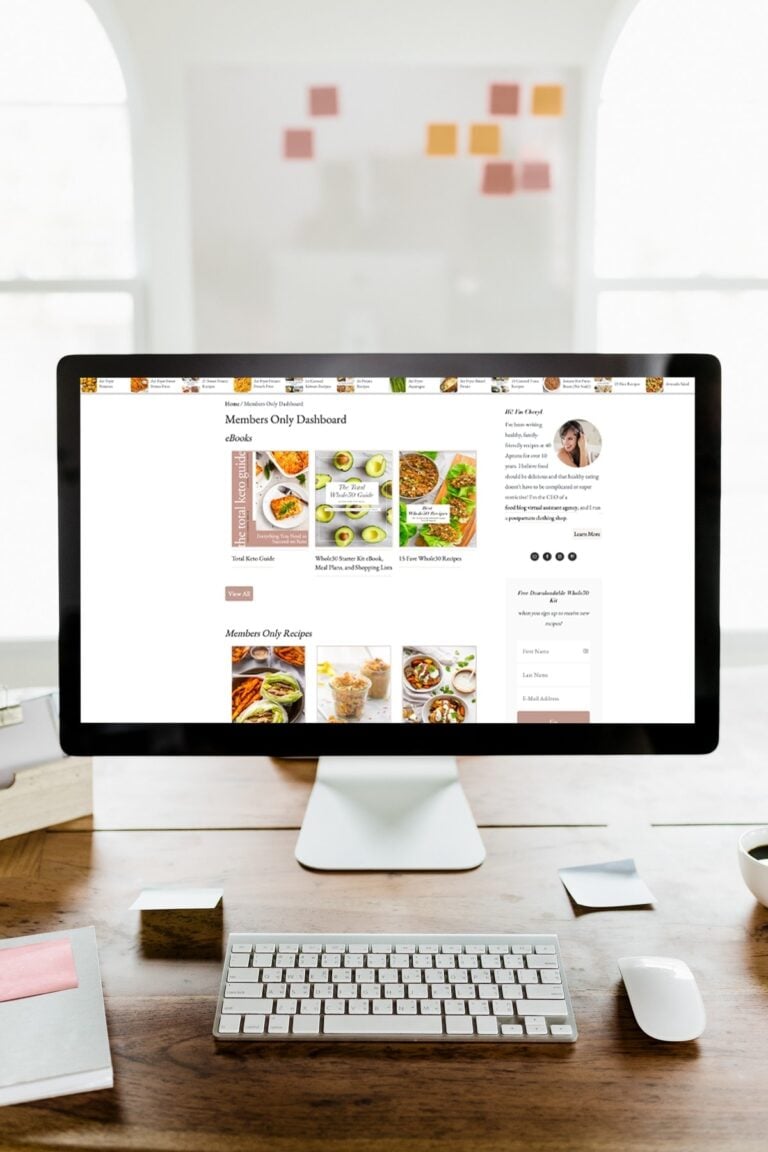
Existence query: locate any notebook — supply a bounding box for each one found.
[0,926,113,1107]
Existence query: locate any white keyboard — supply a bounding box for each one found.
[213,933,577,1042]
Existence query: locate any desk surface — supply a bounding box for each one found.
[1,726,767,1150]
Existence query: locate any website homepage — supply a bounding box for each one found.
[79,372,695,727]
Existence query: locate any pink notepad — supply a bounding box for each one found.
[0,938,78,1002]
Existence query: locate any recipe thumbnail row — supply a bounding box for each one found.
[230,644,477,724]
[231,449,478,549]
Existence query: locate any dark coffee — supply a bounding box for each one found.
[747,844,768,862]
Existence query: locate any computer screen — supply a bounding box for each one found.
[57,354,720,868]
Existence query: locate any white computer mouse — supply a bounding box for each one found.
[617,956,706,1042]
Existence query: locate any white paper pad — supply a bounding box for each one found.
[130,887,223,911]
[558,858,655,908]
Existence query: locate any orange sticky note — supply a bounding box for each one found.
[0,938,78,1003]
[426,123,457,156]
[531,85,564,116]
[469,124,501,156]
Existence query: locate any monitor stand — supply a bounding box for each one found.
[294,756,485,871]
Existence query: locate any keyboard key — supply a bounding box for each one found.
[525,1021,548,1036]
[515,1001,569,1017]
[324,999,345,1014]
[225,983,264,999]
[231,943,252,954]
[517,971,539,985]
[222,999,272,1014]
[445,1002,466,1015]
[551,1024,574,1037]
[243,1015,266,1033]
[396,1000,417,1014]
[420,1001,441,1015]
[349,1000,371,1015]
[228,968,262,982]
[292,1016,320,1035]
[527,956,559,969]
[268,1016,290,1034]
[323,1016,443,1036]
[476,1016,500,1035]
[229,954,250,968]
[373,1000,393,1015]
[276,1000,297,1015]
[501,1024,524,1035]
[536,945,557,954]
[526,986,565,1000]
[446,1017,474,1035]
[218,1015,241,1034]
[540,971,563,984]
[301,1001,321,1014]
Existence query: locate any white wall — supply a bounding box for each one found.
[92,0,625,354]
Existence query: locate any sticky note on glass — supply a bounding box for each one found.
[482,162,515,195]
[489,84,520,116]
[469,124,501,156]
[559,859,655,908]
[309,86,338,116]
[426,123,457,156]
[130,888,223,911]
[0,938,78,1003]
[531,85,564,116]
[521,161,551,191]
[283,129,314,159]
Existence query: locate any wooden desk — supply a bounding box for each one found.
[1,752,767,1152]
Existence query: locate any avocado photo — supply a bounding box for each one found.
[333,451,354,471]
[334,526,354,546]
[365,454,386,478]
[361,525,387,543]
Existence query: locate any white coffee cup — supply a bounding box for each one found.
[737,827,768,907]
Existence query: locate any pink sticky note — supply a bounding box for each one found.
[283,129,314,160]
[521,161,551,191]
[489,83,520,116]
[482,162,515,195]
[309,86,338,116]
[0,938,78,1003]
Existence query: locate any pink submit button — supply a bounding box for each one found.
[225,586,253,601]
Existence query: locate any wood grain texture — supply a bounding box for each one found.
[1,822,767,1150]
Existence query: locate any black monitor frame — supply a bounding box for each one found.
[57,353,720,757]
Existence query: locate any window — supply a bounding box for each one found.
[594,0,768,630]
[0,0,135,638]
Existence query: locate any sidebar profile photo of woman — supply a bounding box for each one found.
[556,420,599,468]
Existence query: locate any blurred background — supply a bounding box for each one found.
[1,0,766,679]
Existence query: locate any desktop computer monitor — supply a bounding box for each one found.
[57,354,720,870]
